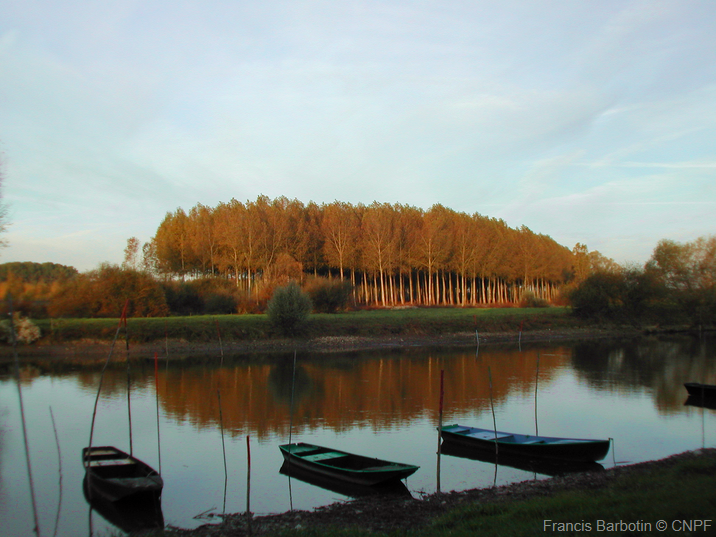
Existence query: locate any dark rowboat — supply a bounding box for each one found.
[684,383,716,398]
[440,424,610,463]
[279,443,419,486]
[83,446,163,502]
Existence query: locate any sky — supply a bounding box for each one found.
[1,0,715,272]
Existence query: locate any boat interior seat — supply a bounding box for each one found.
[303,452,345,463]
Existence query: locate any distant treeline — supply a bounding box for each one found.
[143,196,617,308]
[0,261,77,282]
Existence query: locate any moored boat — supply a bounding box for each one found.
[440,424,610,463]
[83,446,163,503]
[279,443,419,486]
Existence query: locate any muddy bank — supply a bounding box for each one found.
[165,449,715,536]
[1,327,642,362]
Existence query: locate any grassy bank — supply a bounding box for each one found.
[163,449,716,537]
[33,307,578,344]
[426,453,716,536]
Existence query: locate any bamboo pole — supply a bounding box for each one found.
[9,297,41,537]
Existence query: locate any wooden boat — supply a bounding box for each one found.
[83,446,163,502]
[440,440,604,476]
[279,443,419,486]
[440,424,610,463]
[684,382,716,399]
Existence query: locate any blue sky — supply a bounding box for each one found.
[1,0,715,271]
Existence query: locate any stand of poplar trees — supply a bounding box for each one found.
[149,196,579,307]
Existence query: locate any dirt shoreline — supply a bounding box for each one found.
[166,449,715,536]
[2,327,643,361]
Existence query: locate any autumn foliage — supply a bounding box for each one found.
[148,196,578,308]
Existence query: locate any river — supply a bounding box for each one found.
[1,334,715,536]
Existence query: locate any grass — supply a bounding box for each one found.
[423,454,716,537]
[239,451,716,537]
[31,307,577,343]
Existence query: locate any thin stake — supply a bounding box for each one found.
[518,321,524,351]
[246,435,252,536]
[217,389,228,516]
[488,366,499,488]
[50,407,63,537]
[215,319,225,367]
[288,351,297,447]
[436,369,444,493]
[287,350,297,512]
[488,367,498,458]
[87,301,129,496]
[124,312,133,456]
[9,297,41,537]
[154,352,162,474]
[534,352,540,437]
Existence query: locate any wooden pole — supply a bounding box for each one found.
[154,352,162,474]
[50,407,63,537]
[488,367,498,457]
[87,300,129,465]
[534,352,540,437]
[246,435,252,536]
[9,297,41,537]
[436,369,444,493]
[124,312,133,456]
[217,389,228,516]
[215,319,224,367]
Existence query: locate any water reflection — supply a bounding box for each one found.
[571,335,716,414]
[83,479,164,533]
[5,336,715,437]
[279,461,412,499]
[3,335,716,537]
[440,441,604,477]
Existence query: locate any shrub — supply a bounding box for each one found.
[568,272,625,320]
[266,281,312,335]
[520,291,549,308]
[305,278,353,313]
[47,264,170,318]
[204,292,237,314]
[0,313,42,344]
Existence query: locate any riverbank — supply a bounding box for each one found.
[1,326,643,362]
[163,448,716,536]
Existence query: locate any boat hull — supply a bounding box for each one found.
[83,446,163,503]
[440,425,610,463]
[279,443,419,486]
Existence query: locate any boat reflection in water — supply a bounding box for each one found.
[280,461,413,499]
[83,479,164,533]
[440,441,604,477]
[685,394,716,410]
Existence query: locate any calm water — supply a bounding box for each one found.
[2,335,716,536]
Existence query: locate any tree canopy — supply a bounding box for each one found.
[147,196,587,307]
